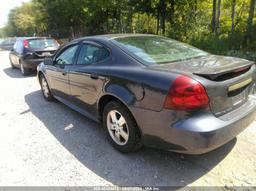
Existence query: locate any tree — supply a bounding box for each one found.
[216,0,221,35]
[244,0,256,45]
[231,0,236,34]
[169,0,175,25]
[1,0,255,63]
[211,0,217,32]
[158,0,167,35]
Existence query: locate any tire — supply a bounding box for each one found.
[39,74,54,101]
[103,101,142,153]
[20,61,30,76]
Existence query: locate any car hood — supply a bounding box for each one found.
[150,55,254,76]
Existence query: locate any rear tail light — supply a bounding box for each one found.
[23,40,29,48]
[164,75,209,110]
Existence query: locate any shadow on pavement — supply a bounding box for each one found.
[3,67,36,78]
[25,90,236,186]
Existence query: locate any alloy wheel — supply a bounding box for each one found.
[41,77,49,98]
[106,110,129,146]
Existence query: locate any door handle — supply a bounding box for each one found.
[90,73,99,80]
[62,71,67,76]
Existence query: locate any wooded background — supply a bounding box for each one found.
[0,0,256,61]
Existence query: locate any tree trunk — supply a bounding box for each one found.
[194,0,198,23]
[159,0,166,35]
[244,0,256,45]
[231,0,236,34]
[170,0,175,25]
[147,13,150,33]
[162,9,166,35]
[211,0,217,32]
[136,14,140,33]
[118,6,122,33]
[70,26,75,40]
[106,10,109,33]
[216,0,221,35]
[156,10,159,35]
[127,6,133,33]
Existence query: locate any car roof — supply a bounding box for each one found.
[73,33,157,43]
[16,37,54,41]
[93,33,156,39]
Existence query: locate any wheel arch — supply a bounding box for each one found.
[98,83,137,117]
[38,70,44,77]
[98,94,142,138]
[37,70,52,91]
[37,71,44,83]
[98,94,130,120]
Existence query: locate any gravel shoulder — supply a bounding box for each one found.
[0,51,255,186]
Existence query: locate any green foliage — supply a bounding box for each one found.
[2,0,256,61]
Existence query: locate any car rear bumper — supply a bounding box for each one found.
[22,59,44,70]
[131,97,256,154]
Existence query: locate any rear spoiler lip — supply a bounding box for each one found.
[193,62,254,80]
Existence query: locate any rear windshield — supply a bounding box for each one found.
[113,36,208,65]
[28,38,59,49]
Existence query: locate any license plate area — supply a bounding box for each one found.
[231,90,247,106]
[228,85,249,106]
[41,52,52,57]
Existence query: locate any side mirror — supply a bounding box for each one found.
[44,57,54,65]
[53,60,57,65]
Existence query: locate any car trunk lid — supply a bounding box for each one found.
[151,55,256,116]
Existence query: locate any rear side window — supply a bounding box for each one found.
[28,38,59,49]
[77,43,110,65]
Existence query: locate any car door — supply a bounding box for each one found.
[45,43,79,100]
[68,41,110,116]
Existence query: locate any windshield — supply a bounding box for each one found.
[113,36,208,65]
[28,38,59,49]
